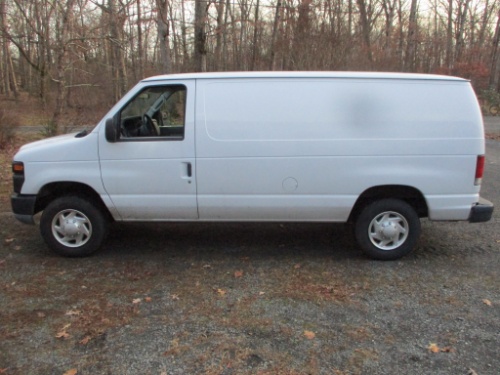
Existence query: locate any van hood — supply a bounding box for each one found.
[15,132,99,163]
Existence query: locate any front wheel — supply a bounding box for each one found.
[40,196,108,257]
[354,199,420,260]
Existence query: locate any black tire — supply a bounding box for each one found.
[40,196,108,257]
[354,199,420,260]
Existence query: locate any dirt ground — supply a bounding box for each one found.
[0,140,499,375]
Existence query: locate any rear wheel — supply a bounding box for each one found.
[355,199,420,260]
[40,196,108,257]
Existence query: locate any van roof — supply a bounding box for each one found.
[142,71,467,82]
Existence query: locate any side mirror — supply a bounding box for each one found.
[105,117,118,143]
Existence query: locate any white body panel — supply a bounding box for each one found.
[15,133,106,196]
[194,76,483,221]
[13,72,485,223]
[98,80,197,220]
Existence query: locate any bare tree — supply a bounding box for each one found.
[490,9,500,89]
[156,0,171,74]
[51,0,78,132]
[404,0,418,71]
[194,0,208,72]
[269,0,282,70]
[356,0,374,65]
[250,0,260,70]
[0,0,18,97]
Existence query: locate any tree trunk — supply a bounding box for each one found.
[0,0,18,97]
[455,0,471,64]
[52,0,77,134]
[292,0,312,70]
[250,0,260,70]
[356,0,373,66]
[404,0,418,71]
[489,10,500,90]
[214,0,225,70]
[156,0,171,74]
[269,0,282,70]
[222,0,230,70]
[179,0,188,70]
[194,0,207,72]
[136,0,143,79]
[446,0,453,69]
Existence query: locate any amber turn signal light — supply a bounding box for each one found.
[12,162,24,174]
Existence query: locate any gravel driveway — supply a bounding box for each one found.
[0,143,499,375]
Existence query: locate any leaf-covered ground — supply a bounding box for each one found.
[0,135,499,375]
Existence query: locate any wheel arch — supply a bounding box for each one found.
[35,181,113,221]
[348,185,428,223]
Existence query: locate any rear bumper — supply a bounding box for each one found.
[469,197,494,223]
[11,193,37,225]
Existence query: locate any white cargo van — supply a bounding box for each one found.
[11,72,494,260]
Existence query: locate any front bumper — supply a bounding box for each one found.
[469,197,494,223]
[11,193,37,224]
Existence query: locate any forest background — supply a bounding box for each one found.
[1,0,500,136]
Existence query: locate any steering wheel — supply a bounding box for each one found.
[142,114,159,136]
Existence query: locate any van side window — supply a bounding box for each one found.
[119,85,186,140]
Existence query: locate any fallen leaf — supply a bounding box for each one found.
[65,310,81,316]
[132,298,141,304]
[79,336,91,345]
[55,331,70,339]
[468,369,479,375]
[14,246,22,251]
[234,270,244,278]
[4,238,14,243]
[171,294,179,301]
[304,330,316,340]
[294,263,301,269]
[203,264,212,269]
[217,288,227,296]
[145,296,152,302]
[428,343,440,353]
[63,369,78,375]
[56,323,71,339]
[483,299,492,306]
[259,291,265,296]
[37,312,46,318]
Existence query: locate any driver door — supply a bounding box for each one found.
[99,81,197,220]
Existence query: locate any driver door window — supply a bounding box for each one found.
[119,85,186,139]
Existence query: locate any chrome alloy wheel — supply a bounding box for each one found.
[51,209,92,248]
[368,211,409,250]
